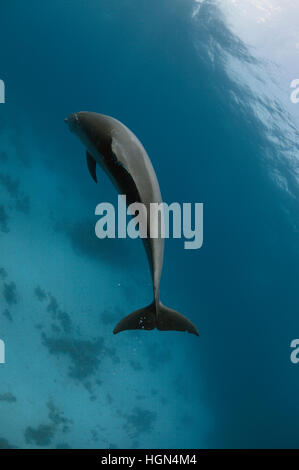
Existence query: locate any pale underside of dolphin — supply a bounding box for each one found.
[65,111,199,336]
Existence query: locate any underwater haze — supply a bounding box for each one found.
[0,0,299,448]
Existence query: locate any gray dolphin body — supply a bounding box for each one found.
[66,111,199,336]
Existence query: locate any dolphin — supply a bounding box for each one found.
[65,111,199,336]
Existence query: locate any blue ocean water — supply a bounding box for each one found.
[0,0,299,449]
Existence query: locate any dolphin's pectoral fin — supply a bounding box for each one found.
[86,151,97,183]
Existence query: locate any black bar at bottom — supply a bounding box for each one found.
[0,448,298,464]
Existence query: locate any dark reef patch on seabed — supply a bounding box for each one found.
[34,287,72,334]
[3,281,18,305]
[90,429,99,442]
[24,424,55,446]
[24,401,72,447]
[41,329,120,399]
[34,286,47,302]
[0,267,7,279]
[47,400,72,433]
[35,285,120,395]
[47,294,59,315]
[0,172,20,198]
[0,269,19,320]
[48,301,72,335]
[0,172,31,214]
[123,407,156,439]
[2,308,12,322]
[41,333,105,381]
[0,392,17,403]
[0,205,9,232]
[0,438,17,449]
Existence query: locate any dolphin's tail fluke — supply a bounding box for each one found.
[113,302,156,334]
[157,303,199,336]
[113,302,199,336]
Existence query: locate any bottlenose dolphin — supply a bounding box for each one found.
[65,111,199,336]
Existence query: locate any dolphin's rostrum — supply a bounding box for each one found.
[65,111,199,336]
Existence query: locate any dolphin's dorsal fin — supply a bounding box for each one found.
[86,151,97,183]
